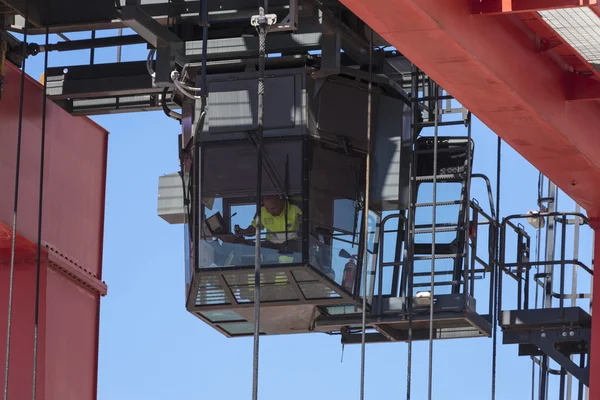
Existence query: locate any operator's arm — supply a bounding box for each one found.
[234,213,261,237]
[234,224,256,236]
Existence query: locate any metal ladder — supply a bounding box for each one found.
[408,136,473,296]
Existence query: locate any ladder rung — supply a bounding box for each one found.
[415,146,468,155]
[413,281,460,288]
[413,270,456,277]
[380,261,403,268]
[414,226,460,234]
[414,243,456,255]
[414,200,462,207]
[415,222,460,229]
[413,254,462,261]
[415,174,463,182]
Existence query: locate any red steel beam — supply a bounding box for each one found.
[565,72,600,101]
[338,0,600,395]
[339,0,600,217]
[471,0,597,15]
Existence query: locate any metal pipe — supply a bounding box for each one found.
[501,260,592,275]
[116,28,123,62]
[567,204,582,400]
[517,230,523,310]
[560,216,567,314]
[463,112,472,300]
[89,30,96,64]
[524,235,531,310]
[199,0,208,96]
[38,34,146,53]
[544,182,558,309]
[501,212,589,227]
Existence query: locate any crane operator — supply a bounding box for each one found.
[234,194,302,263]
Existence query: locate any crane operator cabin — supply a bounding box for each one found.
[157,55,486,341]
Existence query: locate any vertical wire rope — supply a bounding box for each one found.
[427,82,440,400]
[359,28,374,400]
[252,6,267,400]
[405,65,419,400]
[31,13,50,400]
[4,3,29,399]
[491,137,502,400]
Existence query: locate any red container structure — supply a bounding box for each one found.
[0,63,108,400]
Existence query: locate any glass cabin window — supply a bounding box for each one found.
[196,138,305,269]
[308,141,368,294]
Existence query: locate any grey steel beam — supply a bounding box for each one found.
[183,16,322,61]
[120,5,185,85]
[120,5,181,48]
[341,325,488,344]
[312,11,340,78]
[45,61,157,100]
[8,4,296,35]
[60,94,178,116]
[503,330,590,387]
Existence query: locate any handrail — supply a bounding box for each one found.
[498,212,592,314]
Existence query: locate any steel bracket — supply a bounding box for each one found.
[252,0,298,32]
[251,13,278,28]
[504,329,590,387]
[120,5,185,87]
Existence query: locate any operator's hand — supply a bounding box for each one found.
[296,214,303,225]
[234,224,242,235]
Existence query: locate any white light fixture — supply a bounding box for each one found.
[413,291,432,307]
[538,7,600,65]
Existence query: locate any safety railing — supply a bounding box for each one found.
[372,199,496,318]
[498,212,593,316]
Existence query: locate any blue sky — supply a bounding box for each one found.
[15,28,594,400]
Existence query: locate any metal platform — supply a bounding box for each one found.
[500,307,592,331]
[186,264,364,337]
[500,307,591,387]
[314,294,492,344]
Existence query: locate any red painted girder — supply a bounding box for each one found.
[0,63,108,400]
[339,0,600,219]
[516,12,596,75]
[472,0,597,15]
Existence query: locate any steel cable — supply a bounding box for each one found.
[252,6,268,400]
[427,82,440,400]
[30,15,50,400]
[31,17,50,400]
[406,64,419,400]
[3,3,29,400]
[491,137,502,400]
[359,28,373,400]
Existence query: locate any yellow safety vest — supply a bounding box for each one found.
[246,202,301,287]
[252,202,302,244]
